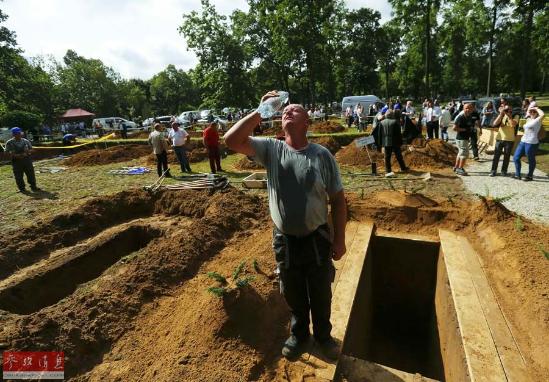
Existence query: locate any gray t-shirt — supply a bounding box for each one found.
[5,138,32,155]
[250,137,343,237]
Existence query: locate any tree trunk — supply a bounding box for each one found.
[425,0,431,97]
[487,1,497,96]
[520,0,534,100]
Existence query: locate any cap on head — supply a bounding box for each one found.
[154,123,162,130]
[11,127,22,135]
[171,121,180,128]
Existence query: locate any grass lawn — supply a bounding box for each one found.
[0,152,251,234]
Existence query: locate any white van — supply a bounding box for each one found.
[341,95,382,115]
[92,117,137,130]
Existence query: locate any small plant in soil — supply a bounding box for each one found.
[514,216,525,232]
[232,261,246,279]
[492,193,516,203]
[252,259,260,272]
[207,286,228,297]
[206,262,255,298]
[540,247,549,261]
[207,271,227,284]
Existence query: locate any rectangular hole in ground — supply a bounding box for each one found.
[0,225,161,315]
[343,234,445,381]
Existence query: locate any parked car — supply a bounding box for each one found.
[477,96,523,118]
[177,110,200,126]
[92,117,138,131]
[154,115,175,126]
[142,117,154,128]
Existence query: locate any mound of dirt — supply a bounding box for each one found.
[64,145,151,166]
[336,138,457,171]
[128,131,151,139]
[143,143,223,166]
[310,120,345,134]
[335,140,383,167]
[410,137,427,147]
[234,155,264,170]
[310,136,341,155]
[374,190,438,208]
[0,190,154,279]
[404,140,457,169]
[1,187,271,379]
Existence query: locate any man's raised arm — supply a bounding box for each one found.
[224,91,278,156]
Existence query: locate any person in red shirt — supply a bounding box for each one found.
[202,122,223,173]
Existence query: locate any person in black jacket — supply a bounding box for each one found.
[377,109,408,177]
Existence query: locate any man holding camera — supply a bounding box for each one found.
[489,102,517,177]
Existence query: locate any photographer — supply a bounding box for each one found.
[489,102,517,177]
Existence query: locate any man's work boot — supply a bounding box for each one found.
[317,337,340,361]
[281,335,308,359]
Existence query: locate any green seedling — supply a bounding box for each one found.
[540,247,549,261]
[252,259,260,272]
[514,216,524,232]
[207,271,227,284]
[232,261,246,279]
[207,286,228,297]
[236,276,255,288]
[492,193,515,203]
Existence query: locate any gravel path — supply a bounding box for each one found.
[447,130,549,225]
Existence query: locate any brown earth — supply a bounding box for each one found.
[336,138,457,172]
[309,120,345,134]
[62,142,228,167]
[234,156,265,170]
[310,136,341,155]
[0,187,546,381]
[64,145,152,166]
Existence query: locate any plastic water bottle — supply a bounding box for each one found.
[256,91,289,118]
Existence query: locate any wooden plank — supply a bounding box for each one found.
[339,355,440,382]
[459,238,531,382]
[332,221,359,292]
[331,222,374,343]
[439,229,507,382]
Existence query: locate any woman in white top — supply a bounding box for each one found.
[512,106,544,181]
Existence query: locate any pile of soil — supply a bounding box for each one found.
[311,136,341,155]
[234,155,264,170]
[404,140,457,169]
[0,186,547,380]
[143,142,228,166]
[335,140,383,167]
[336,138,457,171]
[64,145,151,166]
[128,131,151,139]
[310,120,345,134]
[0,187,273,380]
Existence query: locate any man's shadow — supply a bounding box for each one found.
[23,189,59,200]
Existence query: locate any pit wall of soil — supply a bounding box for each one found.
[0,187,270,379]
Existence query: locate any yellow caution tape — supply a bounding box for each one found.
[33,133,116,149]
